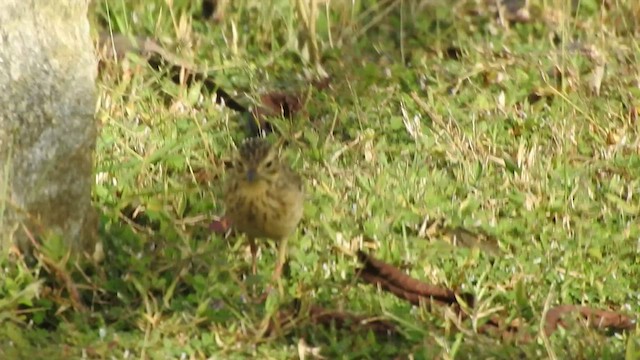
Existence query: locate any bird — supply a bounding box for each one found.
[223,137,304,283]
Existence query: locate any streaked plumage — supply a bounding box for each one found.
[224,137,304,281]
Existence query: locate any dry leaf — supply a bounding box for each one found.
[209,216,231,234]
[588,64,605,96]
[297,338,324,360]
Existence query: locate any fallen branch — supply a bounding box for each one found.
[96,33,330,136]
[355,251,637,342]
[356,250,474,309]
[544,305,636,336]
[97,33,247,113]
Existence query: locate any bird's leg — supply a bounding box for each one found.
[272,236,289,280]
[249,236,258,276]
[271,236,289,296]
[247,236,263,301]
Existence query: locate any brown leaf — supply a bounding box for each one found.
[209,216,231,234]
[249,77,331,135]
[248,89,314,135]
[258,91,304,118]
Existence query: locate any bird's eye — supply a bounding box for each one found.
[265,160,274,168]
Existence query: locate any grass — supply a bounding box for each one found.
[2,0,640,358]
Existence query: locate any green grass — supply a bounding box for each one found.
[2,0,640,358]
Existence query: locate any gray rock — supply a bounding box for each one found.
[0,0,98,257]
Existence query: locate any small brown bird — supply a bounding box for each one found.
[224,137,304,282]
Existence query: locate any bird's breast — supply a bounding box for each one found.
[225,180,302,240]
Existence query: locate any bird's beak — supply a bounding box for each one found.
[246,169,257,182]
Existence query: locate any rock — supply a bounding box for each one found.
[0,0,98,258]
